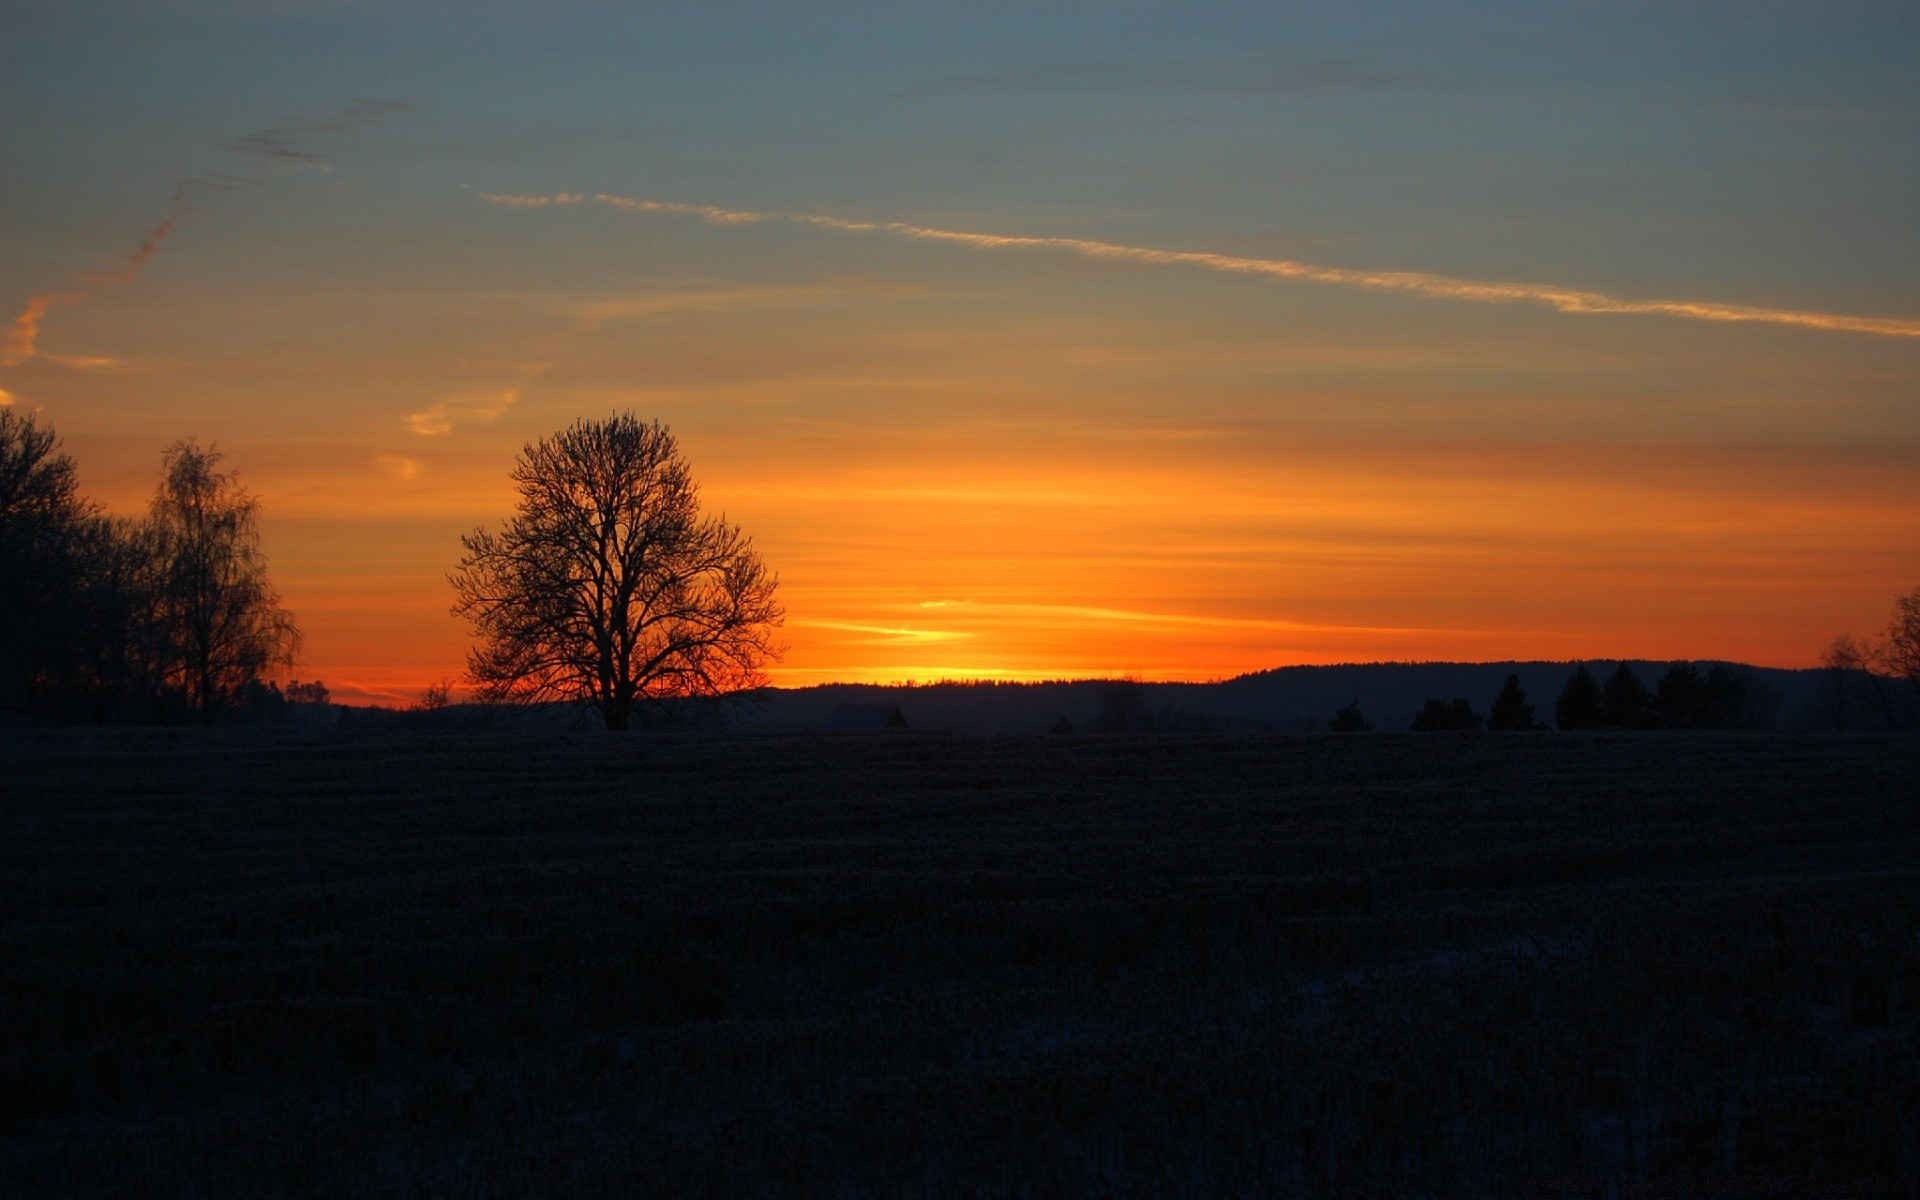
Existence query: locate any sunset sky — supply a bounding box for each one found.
[4,2,1917,703]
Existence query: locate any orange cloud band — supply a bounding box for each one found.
[478,191,1920,341]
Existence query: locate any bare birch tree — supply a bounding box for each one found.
[150,441,300,721]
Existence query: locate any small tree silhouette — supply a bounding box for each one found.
[1702,665,1753,729]
[1486,674,1542,730]
[1551,664,1597,729]
[1555,666,1603,730]
[1329,699,1373,732]
[1601,664,1654,729]
[1409,697,1482,731]
[1093,679,1150,733]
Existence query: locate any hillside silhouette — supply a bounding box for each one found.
[734,660,1845,735]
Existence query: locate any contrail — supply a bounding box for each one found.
[84,215,179,285]
[2,216,179,366]
[2,100,410,369]
[479,190,1920,341]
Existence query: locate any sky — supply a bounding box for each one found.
[3,1,1917,703]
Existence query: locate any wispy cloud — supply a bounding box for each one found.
[1,293,86,367]
[891,56,1412,102]
[35,352,154,374]
[917,599,1437,636]
[373,454,424,481]
[0,387,14,407]
[407,387,523,436]
[793,619,970,644]
[475,191,584,208]
[480,191,1920,341]
[1,99,411,368]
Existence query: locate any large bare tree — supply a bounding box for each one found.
[450,414,783,730]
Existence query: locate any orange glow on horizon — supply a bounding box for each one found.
[220,439,1920,704]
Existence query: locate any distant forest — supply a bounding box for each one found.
[4,410,1917,732]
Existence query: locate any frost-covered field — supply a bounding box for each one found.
[3,729,1916,1196]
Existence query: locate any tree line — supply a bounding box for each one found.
[0,411,299,724]
[1334,661,1780,733]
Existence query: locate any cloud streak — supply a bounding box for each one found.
[2,100,410,368]
[480,191,1920,341]
[407,386,525,436]
[2,293,87,368]
[890,56,1413,102]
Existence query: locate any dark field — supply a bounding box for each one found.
[3,730,1917,1197]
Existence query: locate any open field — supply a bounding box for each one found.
[3,729,1917,1196]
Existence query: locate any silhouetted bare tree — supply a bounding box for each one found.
[450,414,783,730]
[1878,587,1920,706]
[150,441,301,721]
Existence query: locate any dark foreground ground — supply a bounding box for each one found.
[2,730,1917,1197]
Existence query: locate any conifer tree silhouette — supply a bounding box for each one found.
[1555,666,1604,730]
[1487,674,1542,730]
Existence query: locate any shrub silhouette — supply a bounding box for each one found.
[1409,697,1482,731]
[1328,700,1373,732]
